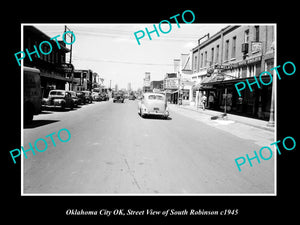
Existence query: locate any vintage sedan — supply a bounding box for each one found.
[69,91,81,107]
[138,93,169,119]
[82,91,93,103]
[42,90,74,110]
[113,93,124,103]
[76,91,86,104]
[99,92,109,101]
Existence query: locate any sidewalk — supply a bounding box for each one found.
[169,103,275,133]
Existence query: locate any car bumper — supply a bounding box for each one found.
[42,101,64,107]
[144,111,169,117]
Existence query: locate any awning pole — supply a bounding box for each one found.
[224,87,227,114]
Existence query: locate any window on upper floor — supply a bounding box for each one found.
[211,47,214,65]
[254,26,260,42]
[232,36,236,59]
[244,29,249,43]
[216,45,219,64]
[225,40,229,61]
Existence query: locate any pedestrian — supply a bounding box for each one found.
[201,94,207,110]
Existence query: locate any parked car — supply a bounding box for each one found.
[129,95,136,100]
[99,92,109,101]
[113,93,124,103]
[42,90,74,110]
[92,92,101,101]
[138,93,169,119]
[76,91,86,104]
[82,91,93,103]
[69,91,81,107]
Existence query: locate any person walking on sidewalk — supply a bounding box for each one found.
[201,94,207,110]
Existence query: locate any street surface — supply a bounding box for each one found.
[23,99,275,194]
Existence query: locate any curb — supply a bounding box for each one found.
[171,104,275,133]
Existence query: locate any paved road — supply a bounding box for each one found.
[23,99,274,194]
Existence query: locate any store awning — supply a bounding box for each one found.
[40,72,73,82]
[192,73,221,91]
[202,72,236,85]
[201,72,273,87]
[164,89,179,94]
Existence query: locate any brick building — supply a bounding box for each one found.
[191,25,275,120]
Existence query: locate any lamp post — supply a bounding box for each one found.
[267,42,275,127]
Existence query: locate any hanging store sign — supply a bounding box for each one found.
[237,56,262,67]
[57,63,74,73]
[164,78,179,89]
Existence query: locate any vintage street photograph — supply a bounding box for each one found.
[21,23,276,195]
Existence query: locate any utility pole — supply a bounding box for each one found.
[64,25,74,90]
[64,25,73,64]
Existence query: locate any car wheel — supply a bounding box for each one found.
[61,102,65,110]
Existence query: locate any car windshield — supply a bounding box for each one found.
[148,95,164,100]
[50,91,64,96]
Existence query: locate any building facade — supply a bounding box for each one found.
[72,69,94,91]
[150,80,164,92]
[23,26,73,98]
[143,72,151,92]
[163,73,179,103]
[191,25,275,120]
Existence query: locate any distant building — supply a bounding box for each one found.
[73,69,93,91]
[143,72,151,92]
[163,73,178,103]
[127,82,131,92]
[150,80,163,91]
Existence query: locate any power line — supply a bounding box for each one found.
[72,57,173,66]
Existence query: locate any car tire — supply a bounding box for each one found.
[61,102,65,110]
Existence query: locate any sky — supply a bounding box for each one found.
[33,24,226,90]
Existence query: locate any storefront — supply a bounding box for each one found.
[202,74,272,120]
[40,71,73,98]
